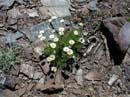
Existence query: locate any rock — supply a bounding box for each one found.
[0,11,7,27]
[36,76,45,88]
[7,8,20,25]
[85,70,103,81]
[55,71,64,85]
[75,69,83,86]
[5,31,24,44]
[0,71,6,85]
[0,89,6,97]
[72,88,89,96]
[18,17,70,42]
[123,64,130,81]
[38,77,45,84]
[0,0,15,9]
[36,83,64,94]
[40,0,71,17]
[3,89,16,97]
[33,71,43,80]
[42,62,50,75]
[23,47,33,59]
[73,0,86,3]
[4,76,17,90]
[101,17,127,65]
[16,87,26,97]
[26,83,35,92]
[27,9,39,18]
[119,22,130,52]
[38,7,50,20]
[88,0,99,11]
[9,65,20,76]
[20,63,34,78]
[29,22,53,42]
[108,74,119,86]
[34,47,43,56]
[50,17,70,31]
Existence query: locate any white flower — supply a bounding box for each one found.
[51,16,57,19]
[50,43,56,48]
[48,19,52,22]
[73,30,79,35]
[39,30,44,34]
[60,19,64,23]
[58,27,65,32]
[58,31,64,35]
[78,23,84,26]
[51,66,57,72]
[67,49,73,55]
[38,34,43,38]
[69,40,75,45]
[72,56,76,59]
[40,36,46,40]
[83,32,88,36]
[63,47,70,52]
[47,55,55,62]
[49,34,55,39]
[53,37,59,42]
[79,38,85,44]
[46,57,52,62]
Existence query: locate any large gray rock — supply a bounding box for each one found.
[28,17,70,42]
[40,0,71,17]
[101,17,127,65]
[5,31,24,44]
[0,0,15,8]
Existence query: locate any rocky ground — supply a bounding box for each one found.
[0,0,130,97]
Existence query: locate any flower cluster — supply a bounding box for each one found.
[63,47,73,55]
[38,19,85,69]
[38,30,46,41]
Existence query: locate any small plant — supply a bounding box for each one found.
[0,47,19,72]
[38,24,85,69]
[128,18,130,22]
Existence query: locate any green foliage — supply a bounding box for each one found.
[0,47,19,72]
[128,18,130,22]
[44,28,85,69]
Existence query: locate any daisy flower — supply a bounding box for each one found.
[38,34,43,38]
[73,30,79,35]
[51,66,57,72]
[63,47,70,52]
[58,31,64,35]
[69,40,75,45]
[47,55,55,62]
[50,43,56,48]
[79,38,85,44]
[39,30,44,34]
[60,19,64,23]
[53,37,59,42]
[51,16,57,19]
[40,36,46,40]
[78,23,84,26]
[49,34,55,39]
[67,49,73,55]
[58,27,65,32]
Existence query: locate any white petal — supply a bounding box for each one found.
[49,34,55,39]
[60,19,64,23]
[51,16,57,19]
[39,30,44,34]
